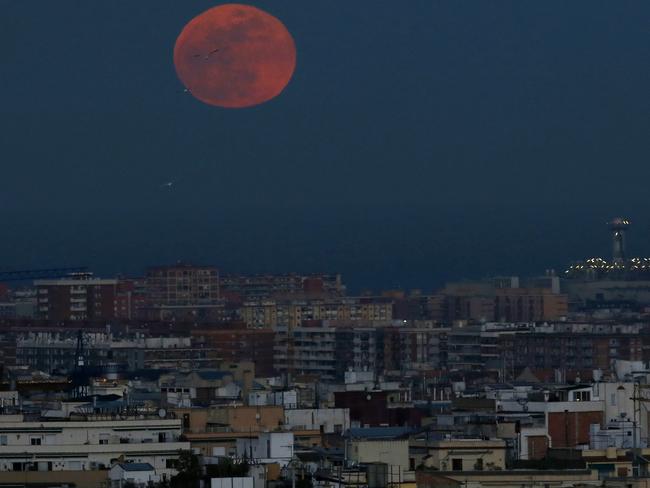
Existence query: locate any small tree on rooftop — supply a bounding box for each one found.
[170,450,202,488]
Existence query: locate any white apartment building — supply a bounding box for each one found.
[0,416,189,476]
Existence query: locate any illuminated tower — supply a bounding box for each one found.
[608,218,630,264]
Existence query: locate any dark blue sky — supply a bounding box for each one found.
[1,1,649,291]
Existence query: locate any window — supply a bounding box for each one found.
[30,437,41,446]
[452,458,462,471]
[474,458,483,471]
[0,435,6,446]
[574,391,590,402]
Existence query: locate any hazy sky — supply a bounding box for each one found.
[1,1,649,291]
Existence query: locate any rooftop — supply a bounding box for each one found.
[118,463,155,472]
[346,426,413,440]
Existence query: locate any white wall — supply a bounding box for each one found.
[236,432,293,467]
[248,391,297,408]
[345,371,374,384]
[348,440,409,473]
[498,400,604,414]
[519,427,549,460]
[0,442,189,474]
[284,408,350,433]
[595,382,635,424]
[211,477,254,488]
[109,466,159,485]
[163,389,193,408]
[0,419,181,446]
[0,419,187,475]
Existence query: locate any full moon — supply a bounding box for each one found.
[173,4,296,109]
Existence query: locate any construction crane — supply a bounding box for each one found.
[0,267,88,282]
[70,329,90,399]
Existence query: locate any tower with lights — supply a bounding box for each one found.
[608,218,630,264]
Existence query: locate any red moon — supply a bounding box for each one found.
[173,4,296,108]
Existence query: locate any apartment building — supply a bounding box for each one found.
[220,273,344,300]
[35,273,117,321]
[0,417,188,476]
[442,281,568,323]
[494,288,568,322]
[500,329,647,373]
[17,331,143,373]
[275,324,382,381]
[276,321,449,380]
[191,328,275,376]
[145,264,219,306]
[382,324,447,371]
[242,297,394,329]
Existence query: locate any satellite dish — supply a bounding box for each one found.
[158,408,167,418]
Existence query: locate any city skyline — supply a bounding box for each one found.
[1,1,649,292]
[2,210,650,293]
[3,2,650,486]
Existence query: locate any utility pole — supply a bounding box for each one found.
[291,443,297,488]
[629,381,650,478]
[634,385,638,476]
[632,382,642,477]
